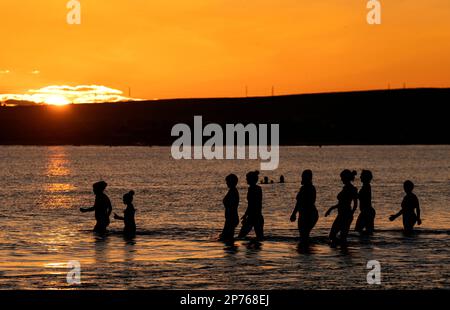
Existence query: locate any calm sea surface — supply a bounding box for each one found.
[0,146,448,289]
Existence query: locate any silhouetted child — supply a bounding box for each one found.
[389,181,422,233]
[355,170,376,234]
[114,191,136,237]
[290,170,319,245]
[279,175,285,183]
[325,170,358,247]
[239,171,264,240]
[80,181,112,234]
[220,174,240,241]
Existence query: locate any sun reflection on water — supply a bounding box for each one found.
[46,147,71,177]
[42,147,76,208]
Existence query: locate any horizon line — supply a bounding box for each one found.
[1,86,450,106]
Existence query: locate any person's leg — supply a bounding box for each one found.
[227,221,237,240]
[221,220,231,240]
[238,219,253,238]
[94,223,101,233]
[229,227,236,240]
[367,209,376,234]
[308,210,319,235]
[298,218,303,238]
[340,215,354,244]
[220,222,227,239]
[94,218,108,234]
[329,216,341,244]
[305,209,319,243]
[254,216,265,240]
[355,213,365,233]
[403,214,416,233]
[124,225,136,238]
[299,211,316,243]
[299,215,307,243]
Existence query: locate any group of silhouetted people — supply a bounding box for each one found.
[324,169,372,247]
[220,171,265,241]
[220,169,422,247]
[80,170,422,247]
[80,181,136,237]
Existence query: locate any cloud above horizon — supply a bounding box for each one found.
[0,85,139,106]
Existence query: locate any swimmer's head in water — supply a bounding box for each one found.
[301,170,313,185]
[340,170,357,184]
[123,190,135,204]
[93,181,107,194]
[246,171,260,186]
[225,174,238,188]
[361,170,373,184]
[404,180,415,193]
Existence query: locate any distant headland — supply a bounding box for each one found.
[0,88,448,146]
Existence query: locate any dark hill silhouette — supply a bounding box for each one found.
[0,88,448,145]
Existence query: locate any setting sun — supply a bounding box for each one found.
[44,95,70,106]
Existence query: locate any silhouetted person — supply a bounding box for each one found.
[263,176,269,184]
[325,170,358,246]
[220,174,240,242]
[114,190,137,237]
[239,171,264,240]
[279,175,285,183]
[290,170,319,245]
[389,180,422,233]
[80,181,112,234]
[355,170,376,234]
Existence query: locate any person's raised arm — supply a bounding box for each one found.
[389,209,403,221]
[80,206,95,213]
[325,205,338,217]
[114,213,124,221]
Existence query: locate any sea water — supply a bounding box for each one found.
[0,146,448,289]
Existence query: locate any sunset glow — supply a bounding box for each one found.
[0,85,137,106]
[0,1,449,99]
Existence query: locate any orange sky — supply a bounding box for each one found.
[1,0,450,100]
